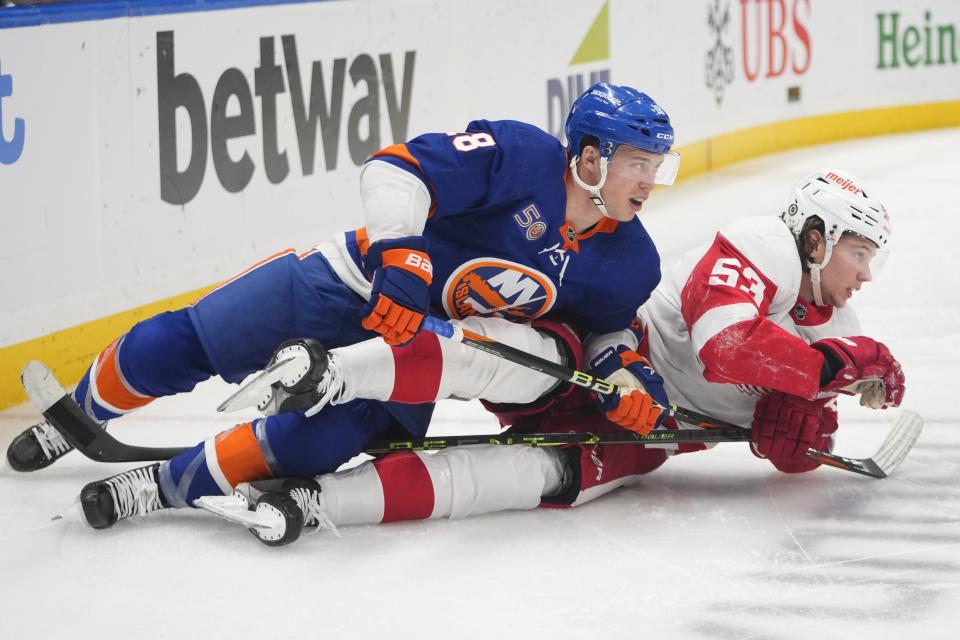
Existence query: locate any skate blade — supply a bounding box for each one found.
[51,499,86,525]
[193,494,283,530]
[217,356,297,413]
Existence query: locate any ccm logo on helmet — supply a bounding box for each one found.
[825,171,862,195]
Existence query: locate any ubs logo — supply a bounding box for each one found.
[442,258,556,321]
[0,62,26,165]
[706,0,812,106]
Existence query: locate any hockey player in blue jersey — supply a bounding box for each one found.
[7,83,680,530]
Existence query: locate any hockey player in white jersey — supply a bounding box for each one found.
[206,167,907,545]
[639,166,903,471]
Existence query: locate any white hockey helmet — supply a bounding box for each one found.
[782,168,892,305]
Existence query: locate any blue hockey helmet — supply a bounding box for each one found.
[565,83,675,160]
[565,83,680,215]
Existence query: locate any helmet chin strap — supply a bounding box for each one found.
[569,156,612,218]
[808,242,835,307]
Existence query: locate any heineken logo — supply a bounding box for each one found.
[877,10,959,69]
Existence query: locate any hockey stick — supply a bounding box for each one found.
[217,317,738,429]
[194,410,925,548]
[19,361,752,464]
[805,409,923,478]
[21,361,189,462]
[421,317,728,428]
[419,317,925,479]
[214,317,922,478]
[363,426,752,453]
[24,331,923,478]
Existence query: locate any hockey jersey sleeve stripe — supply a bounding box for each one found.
[698,317,824,399]
[367,145,438,217]
[690,302,759,356]
[354,227,370,256]
[373,451,435,522]
[370,143,422,171]
[360,160,434,242]
[90,336,156,414]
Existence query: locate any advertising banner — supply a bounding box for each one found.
[1,0,958,404]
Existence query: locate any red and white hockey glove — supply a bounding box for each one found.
[751,392,838,473]
[812,336,905,409]
[362,237,433,346]
[590,346,668,435]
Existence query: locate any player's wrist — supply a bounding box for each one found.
[365,236,430,273]
[811,342,847,388]
[379,247,433,285]
[589,345,633,380]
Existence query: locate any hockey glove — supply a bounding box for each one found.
[362,236,433,346]
[590,346,669,435]
[812,336,905,409]
[751,392,838,473]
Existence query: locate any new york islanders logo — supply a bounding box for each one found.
[442,258,557,320]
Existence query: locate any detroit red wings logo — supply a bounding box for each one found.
[442,258,556,320]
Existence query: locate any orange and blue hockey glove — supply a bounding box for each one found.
[362,236,433,346]
[590,346,669,435]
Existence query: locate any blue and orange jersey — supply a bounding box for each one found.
[336,119,661,335]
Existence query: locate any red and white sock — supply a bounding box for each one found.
[318,446,565,526]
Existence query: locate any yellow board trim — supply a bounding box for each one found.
[3,99,960,411]
[0,287,210,410]
[674,99,960,181]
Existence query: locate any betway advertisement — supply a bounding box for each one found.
[1,0,958,348]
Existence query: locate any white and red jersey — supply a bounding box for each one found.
[638,216,862,427]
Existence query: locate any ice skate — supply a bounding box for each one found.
[6,420,77,472]
[80,463,169,529]
[196,476,337,546]
[218,338,339,415]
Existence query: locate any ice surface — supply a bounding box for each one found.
[2,128,958,639]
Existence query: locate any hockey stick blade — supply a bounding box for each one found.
[21,361,189,463]
[421,317,919,479]
[802,409,923,479]
[871,409,924,475]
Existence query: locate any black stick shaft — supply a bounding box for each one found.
[422,317,741,429]
[364,427,753,454]
[39,388,750,463]
[419,318,888,475]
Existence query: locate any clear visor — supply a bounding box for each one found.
[831,234,889,281]
[607,145,681,186]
